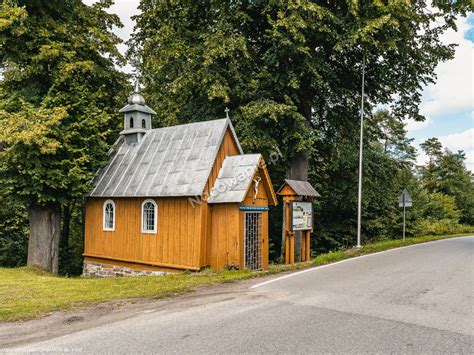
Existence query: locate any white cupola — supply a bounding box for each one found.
[119,79,156,144]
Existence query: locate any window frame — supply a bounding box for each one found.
[103,199,116,232]
[141,199,158,234]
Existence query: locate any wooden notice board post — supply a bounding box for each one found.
[277,180,320,264]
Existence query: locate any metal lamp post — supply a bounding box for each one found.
[356,54,366,249]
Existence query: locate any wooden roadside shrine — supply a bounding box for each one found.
[277,180,320,264]
[82,81,278,277]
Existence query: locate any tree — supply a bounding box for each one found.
[0,0,127,273]
[130,1,470,178]
[420,139,474,224]
[420,137,443,192]
[312,110,419,250]
[130,1,471,251]
[423,192,460,222]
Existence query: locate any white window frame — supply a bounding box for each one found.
[141,199,158,234]
[103,199,115,231]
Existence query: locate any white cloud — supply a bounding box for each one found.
[416,148,429,166]
[465,151,474,173]
[404,116,432,133]
[438,128,474,152]
[419,16,474,119]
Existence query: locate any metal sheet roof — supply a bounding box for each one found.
[88,118,243,197]
[118,103,156,115]
[208,154,261,204]
[277,179,321,197]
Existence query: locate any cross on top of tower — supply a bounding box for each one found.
[134,78,140,93]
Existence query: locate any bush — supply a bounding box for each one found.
[0,200,29,267]
[415,219,473,236]
[423,192,460,221]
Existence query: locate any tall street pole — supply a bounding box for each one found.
[356,54,366,248]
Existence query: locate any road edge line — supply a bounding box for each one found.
[250,236,472,289]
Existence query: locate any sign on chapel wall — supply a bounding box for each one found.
[291,201,313,231]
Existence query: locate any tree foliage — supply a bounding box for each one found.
[420,138,474,224]
[130,0,472,254]
[0,0,127,205]
[129,1,470,175]
[0,0,128,273]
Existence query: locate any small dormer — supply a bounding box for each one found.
[119,79,156,144]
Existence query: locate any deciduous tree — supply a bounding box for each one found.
[0,0,127,273]
[130,0,471,251]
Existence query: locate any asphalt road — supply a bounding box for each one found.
[10,237,474,354]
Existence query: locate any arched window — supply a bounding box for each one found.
[142,119,146,128]
[103,200,115,231]
[129,116,134,128]
[142,199,157,233]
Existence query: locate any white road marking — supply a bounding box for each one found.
[250,237,469,289]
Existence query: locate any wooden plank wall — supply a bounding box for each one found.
[84,197,202,270]
[209,203,240,269]
[239,170,270,270]
[200,128,241,267]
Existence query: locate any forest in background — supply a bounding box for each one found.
[0,0,473,275]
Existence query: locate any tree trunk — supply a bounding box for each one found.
[289,150,309,181]
[27,203,61,274]
[289,99,311,180]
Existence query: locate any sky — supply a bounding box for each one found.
[84,0,473,172]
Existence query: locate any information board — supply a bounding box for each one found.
[291,202,313,231]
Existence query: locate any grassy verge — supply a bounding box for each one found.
[1,233,471,322]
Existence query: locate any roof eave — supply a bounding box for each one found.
[118,104,157,115]
[258,156,278,206]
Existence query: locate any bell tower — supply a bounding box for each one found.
[119,79,156,144]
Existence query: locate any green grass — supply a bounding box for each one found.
[0,233,472,322]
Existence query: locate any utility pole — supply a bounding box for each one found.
[356,54,366,249]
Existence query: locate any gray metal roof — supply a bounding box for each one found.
[118,103,157,115]
[88,118,243,197]
[278,179,321,197]
[208,154,261,204]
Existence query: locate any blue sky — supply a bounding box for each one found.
[85,1,473,171]
[465,13,474,42]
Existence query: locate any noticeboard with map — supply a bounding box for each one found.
[291,202,313,231]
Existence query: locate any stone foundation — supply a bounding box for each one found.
[83,261,167,278]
